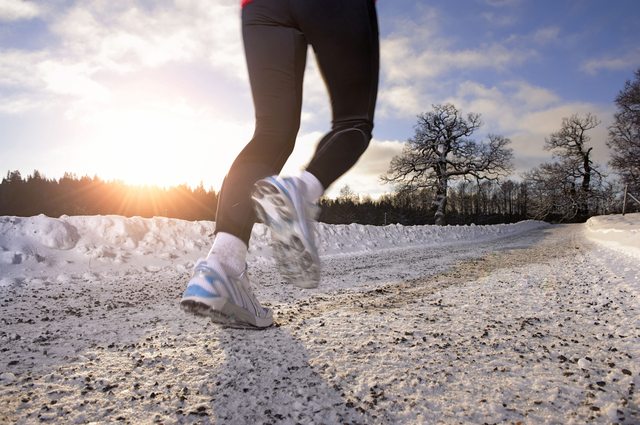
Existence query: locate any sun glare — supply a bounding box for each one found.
[83,102,252,190]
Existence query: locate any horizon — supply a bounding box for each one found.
[0,168,383,199]
[1,0,639,198]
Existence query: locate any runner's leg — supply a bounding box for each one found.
[214,2,307,245]
[295,0,379,190]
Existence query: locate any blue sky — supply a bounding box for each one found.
[1,0,639,197]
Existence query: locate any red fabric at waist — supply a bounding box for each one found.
[242,0,375,7]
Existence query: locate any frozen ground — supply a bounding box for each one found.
[0,214,638,424]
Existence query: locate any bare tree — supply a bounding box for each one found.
[544,113,602,218]
[608,68,640,195]
[382,104,513,225]
[526,157,612,221]
[337,184,358,203]
[525,161,585,221]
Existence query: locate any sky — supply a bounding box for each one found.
[1,0,639,198]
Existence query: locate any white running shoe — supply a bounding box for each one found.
[180,257,273,329]
[252,176,321,289]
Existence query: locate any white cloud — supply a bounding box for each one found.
[326,139,405,198]
[0,50,46,87]
[481,12,517,27]
[379,8,534,119]
[300,56,331,124]
[445,80,613,174]
[581,49,640,75]
[532,26,560,45]
[0,96,42,114]
[382,34,530,86]
[278,131,323,179]
[484,0,521,7]
[0,0,248,116]
[49,0,245,77]
[378,85,422,117]
[0,50,59,112]
[38,60,111,101]
[0,0,41,21]
[0,50,112,113]
[508,81,560,110]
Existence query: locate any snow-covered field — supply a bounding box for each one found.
[1,214,638,423]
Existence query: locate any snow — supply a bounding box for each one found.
[585,212,640,260]
[1,214,638,423]
[0,214,547,282]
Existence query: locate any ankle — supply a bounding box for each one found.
[298,171,324,204]
[208,232,247,276]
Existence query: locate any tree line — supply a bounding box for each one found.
[0,171,218,221]
[0,170,529,226]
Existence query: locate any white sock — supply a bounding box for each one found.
[207,232,247,276]
[299,171,324,203]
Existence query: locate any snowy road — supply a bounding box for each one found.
[1,223,639,424]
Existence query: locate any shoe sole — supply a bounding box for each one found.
[180,297,272,329]
[252,179,320,289]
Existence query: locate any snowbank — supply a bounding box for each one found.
[314,220,546,255]
[0,214,548,281]
[584,213,640,260]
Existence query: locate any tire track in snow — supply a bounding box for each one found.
[273,225,571,322]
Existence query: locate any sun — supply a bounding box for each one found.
[84,102,252,189]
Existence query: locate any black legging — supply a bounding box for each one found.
[215,0,379,244]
